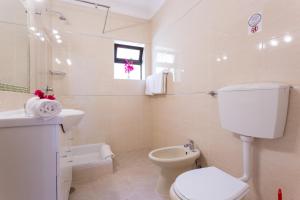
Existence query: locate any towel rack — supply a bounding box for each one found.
[208,91,218,97]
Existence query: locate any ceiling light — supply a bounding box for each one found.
[52,29,58,34]
[57,39,62,44]
[29,26,36,32]
[270,39,279,47]
[216,58,221,62]
[55,58,61,64]
[258,42,266,50]
[283,35,293,43]
[35,32,41,37]
[40,37,45,42]
[55,35,61,39]
[222,55,228,60]
[66,59,72,66]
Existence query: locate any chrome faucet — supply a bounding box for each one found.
[184,139,195,152]
[45,86,54,95]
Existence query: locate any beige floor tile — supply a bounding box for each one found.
[70,150,169,200]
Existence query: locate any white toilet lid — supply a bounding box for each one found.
[173,167,249,200]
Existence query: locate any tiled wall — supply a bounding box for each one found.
[51,1,153,153]
[0,91,31,112]
[151,0,300,199]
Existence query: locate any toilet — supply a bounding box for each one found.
[170,83,290,200]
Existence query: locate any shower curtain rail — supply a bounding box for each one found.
[73,0,110,33]
[73,0,110,9]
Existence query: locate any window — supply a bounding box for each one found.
[114,41,144,80]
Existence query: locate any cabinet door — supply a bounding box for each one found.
[0,126,57,200]
[58,128,73,200]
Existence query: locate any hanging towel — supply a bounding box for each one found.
[145,72,168,95]
[145,76,154,95]
[25,97,62,119]
[152,71,167,94]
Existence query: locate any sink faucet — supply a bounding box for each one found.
[184,139,195,151]
[45,86,54,95]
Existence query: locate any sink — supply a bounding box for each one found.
[59,109,85,131]
[0,109,84,131]
[149,145,200,195]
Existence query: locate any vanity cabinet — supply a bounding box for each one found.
[0,109,84,200]
[59,129,74,200]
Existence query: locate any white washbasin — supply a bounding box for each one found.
[0,109,84,131]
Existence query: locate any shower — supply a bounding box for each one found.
[46,9,68,22]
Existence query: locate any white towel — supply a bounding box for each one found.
[25,97,62,119]
[25,97,40,116]
[145,72,168,95]
[152,72,164,94]
[145,76,154,96]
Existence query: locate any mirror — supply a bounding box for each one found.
[0,0,30,93]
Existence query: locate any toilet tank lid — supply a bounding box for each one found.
[218,83,290,92]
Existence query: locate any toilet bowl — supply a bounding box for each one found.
[170,167,249,200]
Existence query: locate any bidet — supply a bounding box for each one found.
[149,145,200,195]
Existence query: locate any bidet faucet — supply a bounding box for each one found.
[184,139,195,151]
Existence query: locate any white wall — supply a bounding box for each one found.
[51,1,152,153]
[150,0,300,199]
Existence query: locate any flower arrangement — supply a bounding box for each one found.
[34,89,56,100]
[124,59,134,76]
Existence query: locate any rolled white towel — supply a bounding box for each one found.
[25,97,40,116]
[33,99,62,118]
[25,97,62,119]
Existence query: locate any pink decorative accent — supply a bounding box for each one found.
[46,95,56,100]
[34,89,56,100]
[34,90,45,99]
[124,59,134,74]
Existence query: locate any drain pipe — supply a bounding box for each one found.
[239,136,254,182]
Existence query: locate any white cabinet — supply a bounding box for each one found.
[58,129,73,200]
[0,109,84,200]
[0,125,58,200]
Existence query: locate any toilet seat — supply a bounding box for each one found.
[172,167,249,200]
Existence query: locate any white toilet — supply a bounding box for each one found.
[170,83,290,200]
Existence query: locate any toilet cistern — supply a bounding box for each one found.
[218,83,290,182]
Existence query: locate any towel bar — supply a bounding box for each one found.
[208,91,218,97]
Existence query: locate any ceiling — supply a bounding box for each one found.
[64,0,165,20]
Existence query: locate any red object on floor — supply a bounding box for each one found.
[278,188,282,200]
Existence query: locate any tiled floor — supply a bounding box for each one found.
[70,150,169,200]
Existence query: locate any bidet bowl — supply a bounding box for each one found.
[148,145,200,195]
[149,145,200,168]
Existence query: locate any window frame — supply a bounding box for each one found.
[114,43,144,65]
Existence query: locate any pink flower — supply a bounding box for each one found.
[124,59,134,73]
[46,95,56,100]
[34,90,45,99]
[34,89,56,100]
